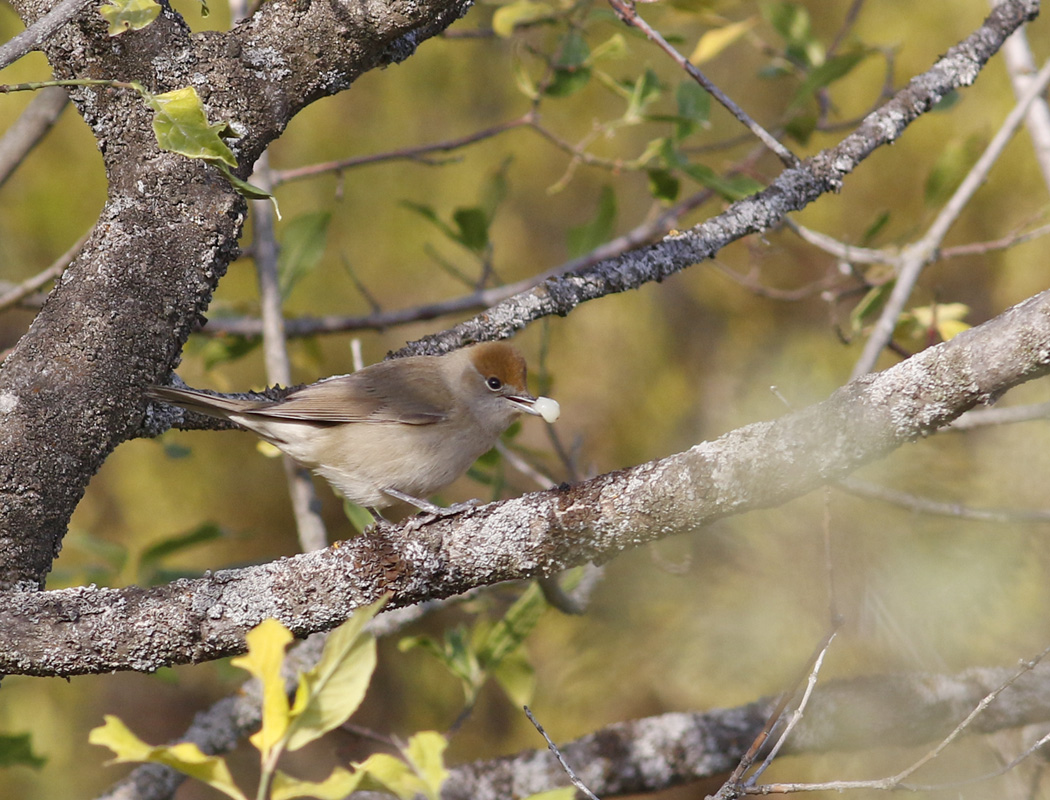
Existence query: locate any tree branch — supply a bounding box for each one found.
[6,287,1050,676]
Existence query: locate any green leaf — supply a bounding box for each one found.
[139,523,224,569]
[675,81,710,140]
[545,31,591,97]
[789,49,869,110]
[230,619,294,758]
[490,651,536,706]
[545,65,591,97]
[589,32,628,62]
[145,87,237,167]
[271,767,364,800]
[567,186,616,257]
[479,160,511,223]
[860,210,891,245]
[647,169,680,202]
[278,211,331,296]
[682,163,761,201]
[198,334,260,370]
[624,68,662,122]
[924,135,983,208]
[850,281,894,333]
[452,207,490,253]
[402,201,458,241]
[783,110,817,144]
[492,0,553,37]
[214,163,281,218]
[98,0,161,35]
[478,582,547,667]
[356,754,422,800]
[343,500,377,535]
[0,733,46,769]
[761,1,822,67]
[137,523,225,585]
[89,717,247,800]
[285,597,384,751]
[400,628,483,705]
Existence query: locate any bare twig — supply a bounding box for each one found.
[994,0,1050,190]
[249,156,328,552]
[745,633,836,786]
[0,228,89,312]
[270,116,531,186]
[948,400,1050,429]
[836,476,1050,523]
[851,55,1050,379]
[607,0,799,168]
[200,185,714,338]
[744,646,1050,795]
[0,0,95,71]
[0,85,68,187]
[715,626,841,799]
[524,705,600,800]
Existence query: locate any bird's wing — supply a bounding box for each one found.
[244,360,451,425]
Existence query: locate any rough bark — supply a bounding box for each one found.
[4,288,1049,677]
[0,0,473,590]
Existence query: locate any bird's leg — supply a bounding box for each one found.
[382,488,479,527]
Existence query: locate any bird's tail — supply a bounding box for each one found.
[145,386,258,420]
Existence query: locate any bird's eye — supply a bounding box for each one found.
[486,376,503,391]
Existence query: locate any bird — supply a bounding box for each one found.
[146,342,560,514]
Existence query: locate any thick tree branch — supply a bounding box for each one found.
[0,0,473,589]
[4,288,1050,677]
[97,654,1050,800]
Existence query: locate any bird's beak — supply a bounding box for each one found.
[508,394,560,423]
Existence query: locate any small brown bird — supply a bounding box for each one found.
[147,342,559,512]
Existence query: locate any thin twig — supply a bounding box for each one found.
[836,477,1050,523]
[0,228,90,312]
[994,0,1050,190]
[249,155,328,552]
[200,185,715,337]
[745,633,836,786]
[948,400,1050,430]
[270,116,531,186]
[607,0,799,167]
[523,705,600,800]
[0,0,95,71]
[0,85,68,188]
[715,625,841,798]
[743,645,1050,795]
[851,55,1050,379]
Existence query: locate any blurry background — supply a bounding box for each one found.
[2,0,1050,797]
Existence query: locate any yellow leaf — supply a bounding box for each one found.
[403,731,449,800]
[689,17,756,64]
[98,0,160,35]
[936,319,971,341]
[524,789,577,800]
[231,618,294,758]
[356,753,425,800]
[89,716,247,800]
[146,87,237,167]
[271,767,364,800]
[285,597,384,751]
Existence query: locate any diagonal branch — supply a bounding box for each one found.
[396,0,1041,357]
[5,286,1050,677]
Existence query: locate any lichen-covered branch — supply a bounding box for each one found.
[4,288,1049,677]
